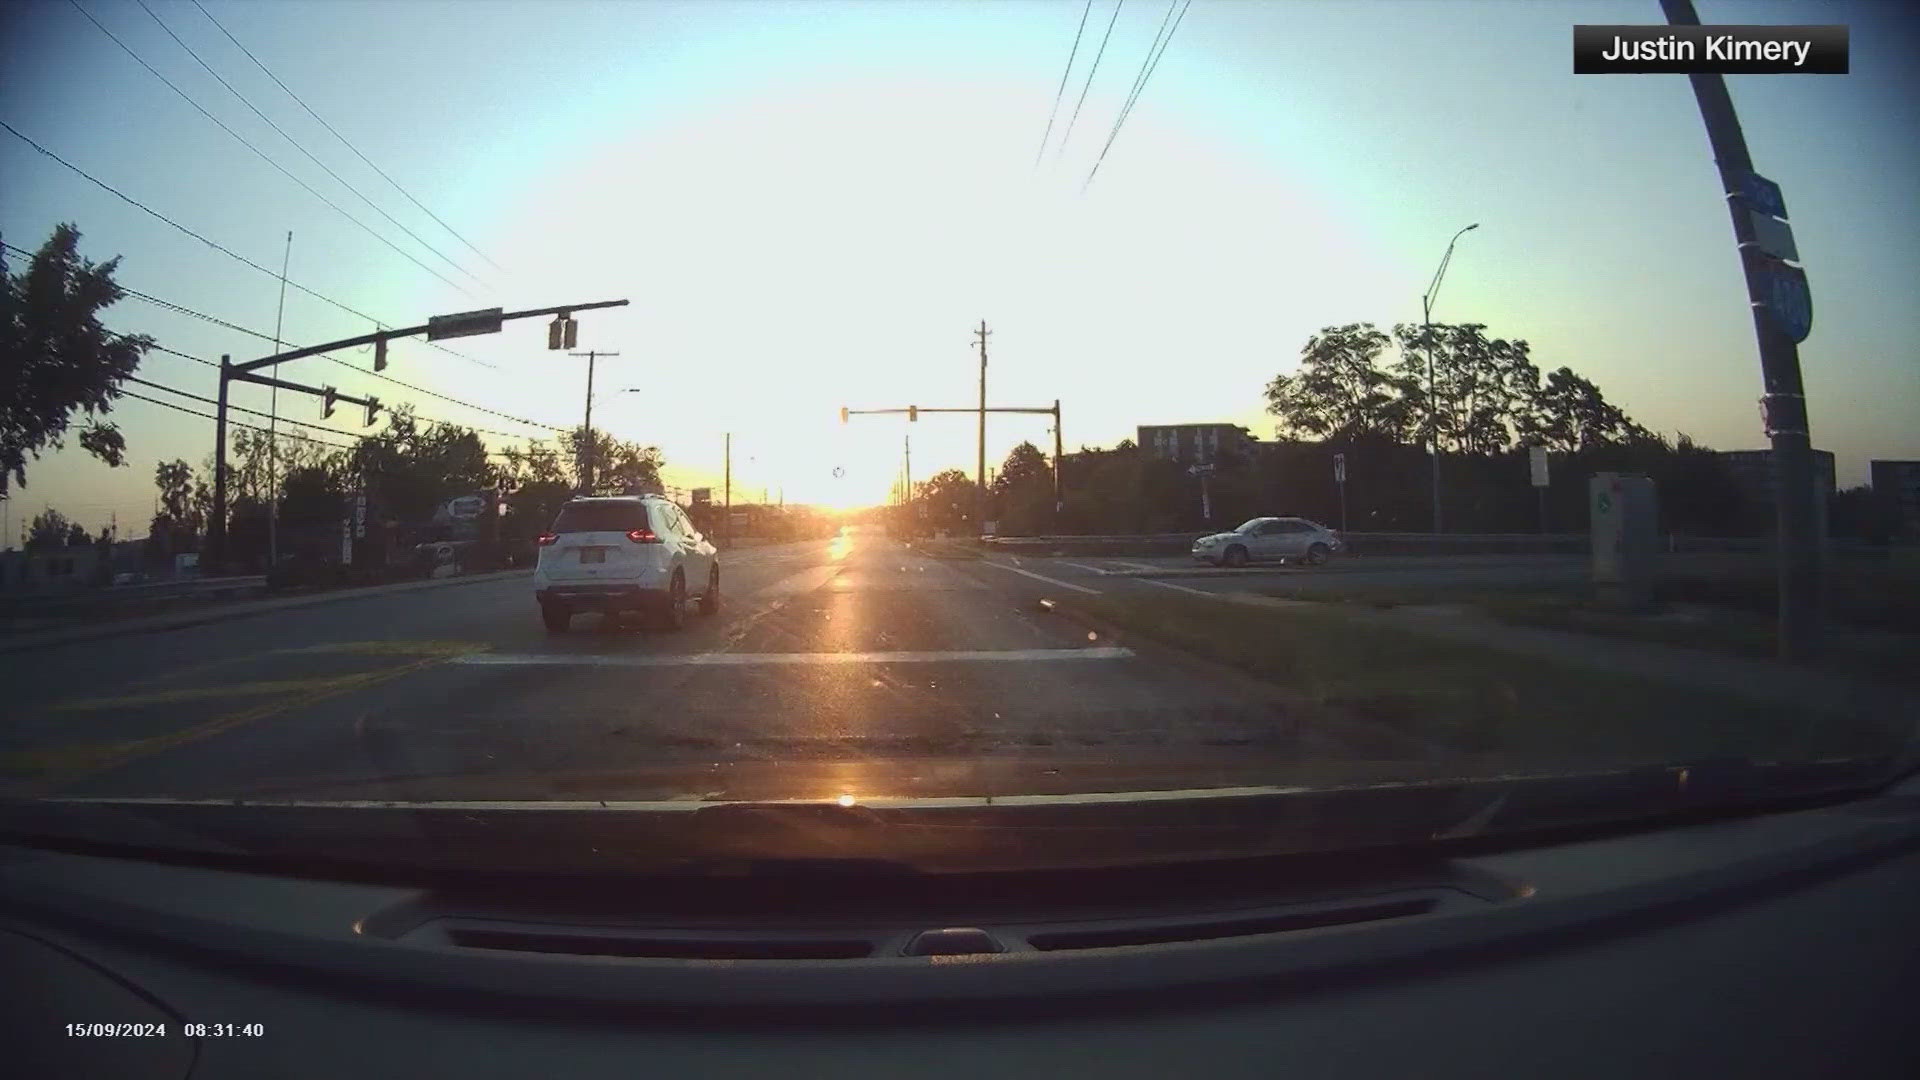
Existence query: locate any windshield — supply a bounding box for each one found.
[551,503,650,534]
[1,1,1914,870]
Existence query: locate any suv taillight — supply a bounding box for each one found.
[626,529,660,544]
[536,533,559,547]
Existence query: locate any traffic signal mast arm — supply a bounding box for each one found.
[231,298,630,374]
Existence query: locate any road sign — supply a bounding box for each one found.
[1529,445,1550,488]
[353,493,367,538]
[340,520,353,565]
[427,307,504,341]
[1757,258,1812,343]
[445,494,487,521]
[1332,453,1346,484]
[1744,211,1799,263]
[1737,171,1788,220]
[691,488,712,505]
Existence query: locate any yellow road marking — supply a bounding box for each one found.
[52,676,377,713]
[9,645,487,795]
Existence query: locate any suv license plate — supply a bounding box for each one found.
[580,548,606,564]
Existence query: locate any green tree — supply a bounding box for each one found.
[348,407,500,525]
[1527,366,1648,453]
[1389,323,1545,455]
[25,507,75,551]
[564,426,663,494]
[499,439,576,540]
[918,468,977,534]
[1,224,152,487]
[1265,323,1413,443]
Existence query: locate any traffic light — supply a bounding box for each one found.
[908,405,918,422]
[549,316,578,350]
[840,407,849,424]
[322,386,337,419]
[374,338,388,372]
[364,396,381,427]
[565,318,578,349]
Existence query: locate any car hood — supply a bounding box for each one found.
[1197,532,1243,543]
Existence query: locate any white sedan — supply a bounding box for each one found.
[1192,517,1344,568]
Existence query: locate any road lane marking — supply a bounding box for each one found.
[50,675,377,713]
[1141,578,1218,597]
[452,647,1134,668]
[983,561,1102,595]
[1058,561,1112,575]
[1111,560,1159,571]
[10,649,484,795]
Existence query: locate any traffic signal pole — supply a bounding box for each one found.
[975,321,989,536]
[1662,0,1820,661]
[207,298,629,570]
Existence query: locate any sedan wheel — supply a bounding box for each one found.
[1305,542,1331,566]
[1222,545,1249,568]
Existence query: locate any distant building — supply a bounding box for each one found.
[0,545,106,594]
[1137,424,1255,466]
[1870,459,1920,535]
[1715,448,1836,517]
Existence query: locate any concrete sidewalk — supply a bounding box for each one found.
[0,569,531,655]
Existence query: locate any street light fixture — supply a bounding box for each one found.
[1421,222,1478,533]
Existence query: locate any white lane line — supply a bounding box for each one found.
[453,647,1135,668]
[1058,561,1112,575]
[1141,578,1217,597]
[1111,560,1159,571]
[983,561,1102,595]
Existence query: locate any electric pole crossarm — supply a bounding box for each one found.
[233,298,630,373]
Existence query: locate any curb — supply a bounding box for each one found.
[0,569,532,655]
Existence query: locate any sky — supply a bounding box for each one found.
[3,0,1917,543]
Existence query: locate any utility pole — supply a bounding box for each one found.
[903,431,913,537]
[974,320,989,536]
[212,355,232,568]
[1422,223,1478,533]
[569,350,618,493]
[266,230,292,569]
[1052,399,1063,518]
[723,432,731,548]
[1662,0,1820,661]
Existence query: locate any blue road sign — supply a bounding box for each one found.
[1739,171,1788,220]
[1759,258,1812,343]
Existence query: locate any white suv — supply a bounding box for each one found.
[533,495,719,632]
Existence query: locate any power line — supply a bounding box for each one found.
[1053,0,1126,161]
[84,279,563,430]
[1035,0,1095,168]
[187,0,508,276]
[117,388,357,450]
[1085,0,1190,192]
[120,384,530,460]
[133,0,489,289]
[66,0,481,300]
[0,139,490,368]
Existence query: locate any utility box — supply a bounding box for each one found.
[1590,472,1657,608]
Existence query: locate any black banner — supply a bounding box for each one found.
[1573,25,1849,74]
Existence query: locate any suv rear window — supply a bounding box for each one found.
[550,502,652,534]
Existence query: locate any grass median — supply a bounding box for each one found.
[1261,563,1920,689]
[1068,589,1903,768]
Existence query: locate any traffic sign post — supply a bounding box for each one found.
[1530,444,1551,533]
[1332,453,1348,532]
[1668,0,1820,659]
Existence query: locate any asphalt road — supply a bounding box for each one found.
[2,529,1434,803]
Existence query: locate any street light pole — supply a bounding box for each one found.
[1422,222,1478,533]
